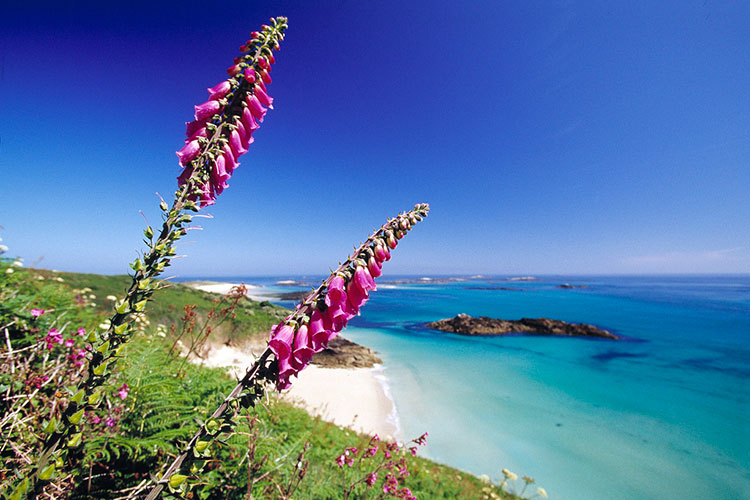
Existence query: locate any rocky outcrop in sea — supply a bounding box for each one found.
[427,314,618,339]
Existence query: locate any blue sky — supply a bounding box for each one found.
[1,1,748,276]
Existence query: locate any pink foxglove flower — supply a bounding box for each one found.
[176,140,201,167]
[194,100,223,121]
[268,204,429,390]
[246,94,267,121]
[207,80,231,100]
[185,118,208,138]
[254,84,273,108]
[175,20,284,206]
[117,383,129,400]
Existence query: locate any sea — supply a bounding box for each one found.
[180,275,750,500]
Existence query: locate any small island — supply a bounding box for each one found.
[427,313,618,340]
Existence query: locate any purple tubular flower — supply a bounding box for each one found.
[211,155,229,195]
[229,128,247,156]
[355,266,376,292]
[207,80,231,100]
[241,107,260,136]
[246,94,267,122]
[186,126,208,143]
[368,257,382,278]
[244,67,256,83]
[325,275,346,308]
[308,310,328,352]
[194,100,223,121]
[185,118,208,138]
[236,120,254,150]
[269,323,294,361]
[197,181,216,206]
[177,165,193,186]
[222,144,239,174]
[176,140,201,167]
[254,84,273,108]
[323,305,348,333]
[292,325,314,369]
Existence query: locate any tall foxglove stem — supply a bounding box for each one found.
[12,18,288,500]
[138,204,429,499]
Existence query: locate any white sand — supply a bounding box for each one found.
[187,281,274,302]
[284,364,399,439]
[197,343,399,439]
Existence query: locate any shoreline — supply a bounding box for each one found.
[185,279,400,439]
[184,280,277,303]
[196,343,399,439]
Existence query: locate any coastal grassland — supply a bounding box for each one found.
[1,267,516,499]
[40,270,289,345]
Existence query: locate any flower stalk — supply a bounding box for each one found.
[12,17,288,500]
[138,203,429,499]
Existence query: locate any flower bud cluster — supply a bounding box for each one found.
[176,17,288,206]
[336,432,427,499]
[268,204,429,390]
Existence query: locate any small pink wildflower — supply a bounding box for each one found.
[64,338,75,348]
[44,329,63,349]
[383,474,398,494]
[366,445,379,457]
[77,327,86,336]
[91,414,101,425]
[30,308,45,318]
[408,446,418,457]
[105,417,115,428]
[365,471,378,487]
[117,383,129,400]
[397,487,416,500]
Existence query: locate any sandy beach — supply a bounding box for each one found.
[196,337,399,440]
[186,281,275,303]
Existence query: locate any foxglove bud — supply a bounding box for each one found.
[244,67,256,83]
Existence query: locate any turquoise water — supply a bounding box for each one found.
[191,275,750,500]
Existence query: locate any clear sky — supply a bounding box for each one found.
[1,1,748,276]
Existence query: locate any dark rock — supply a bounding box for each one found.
[276,291,311,301]
[426,313,618,340]
[558,283,588,289]
[311,337,383,368]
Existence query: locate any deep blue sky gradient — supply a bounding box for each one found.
[1,1,748,275]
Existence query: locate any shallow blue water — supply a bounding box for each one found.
[187,275,750,500]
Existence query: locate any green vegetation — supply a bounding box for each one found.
[1,261,518,499]
[46,270,289,345]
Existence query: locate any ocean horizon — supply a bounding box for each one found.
[176,274,750,500]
